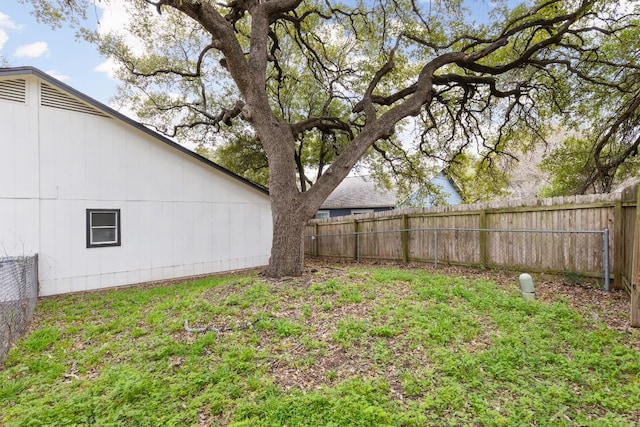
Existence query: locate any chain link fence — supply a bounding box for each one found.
[1,255,38,364]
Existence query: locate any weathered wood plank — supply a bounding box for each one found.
[630,186,640,327]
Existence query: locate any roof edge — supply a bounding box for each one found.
[0,66,269,197]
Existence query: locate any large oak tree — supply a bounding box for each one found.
[25,0,638,276]
[540,11,640,196]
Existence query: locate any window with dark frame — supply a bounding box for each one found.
[86,209,121,248]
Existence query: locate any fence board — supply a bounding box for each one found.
[622,204,637,293]
[358,217,404,261]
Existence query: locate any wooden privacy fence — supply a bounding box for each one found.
[308,226,610,286]
[305,183,640,325]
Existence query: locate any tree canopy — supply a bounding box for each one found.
[537,5,640,196]
[24,0,640,275]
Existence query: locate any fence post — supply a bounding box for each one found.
[630,186,640,327]
[434,228,438,268]
[479,210,488,267]
[353,219,359,262]
[401,214,409,263]
[613,201,623,290]
[33,254,39,301]
[313,223,319,257]
[603,229,610,292]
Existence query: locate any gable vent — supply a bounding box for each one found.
[40,83,110,118]
[0,79,27,103]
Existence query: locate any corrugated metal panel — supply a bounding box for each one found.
[40,82,110,118]
[0,78,26,103]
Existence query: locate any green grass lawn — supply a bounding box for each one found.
[1,264,639,426]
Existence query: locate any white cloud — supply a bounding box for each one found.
[45,69,70,82]
[0,31,7,51]
[93,3,151,80]
[14,41,49,58]
[96,3,146,55]
[0,12,21,31]
[0,11,22,51]
[94,58,118,80]
[97,3,132,33]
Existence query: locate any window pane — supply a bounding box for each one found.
[92,212,116,227]
[86,209,121,248]
[92,228,116,243]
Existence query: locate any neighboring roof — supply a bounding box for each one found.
[320,172,463,210]
[320,175,398,209]
[0,66,269,196]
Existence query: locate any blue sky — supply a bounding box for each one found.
[0,3,117,105]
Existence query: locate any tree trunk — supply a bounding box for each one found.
[264,205,307,277]
[257,119,311,278]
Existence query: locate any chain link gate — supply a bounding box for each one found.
[1,255,38,364]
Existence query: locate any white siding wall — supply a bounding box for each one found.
[0,77,40,256]
[1,75,272,296]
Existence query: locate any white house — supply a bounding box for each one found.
[0,67,272,296]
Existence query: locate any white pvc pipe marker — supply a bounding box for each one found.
[519,273,536,301]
